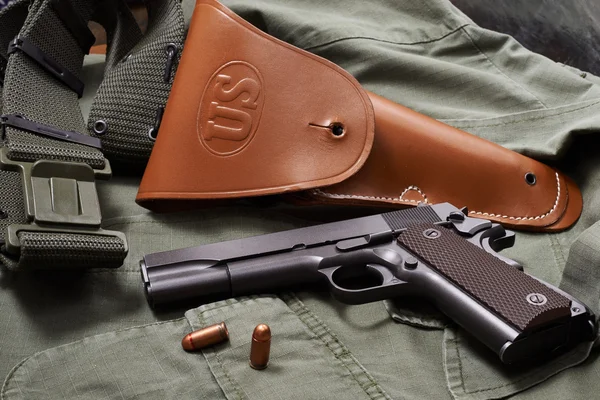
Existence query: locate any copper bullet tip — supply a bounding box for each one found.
[250,323,272,370]
[253,324,271,341]
[182,322,229,351]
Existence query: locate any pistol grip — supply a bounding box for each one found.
[397,223,572,333]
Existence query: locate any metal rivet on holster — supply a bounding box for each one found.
[330,122,345,137]
[525,172,537,185]
[93,120,108,135]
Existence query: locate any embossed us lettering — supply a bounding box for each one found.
[204,75,260,141]
[198,62,265,156]
[205,101,252,141]
[213,75,259,109]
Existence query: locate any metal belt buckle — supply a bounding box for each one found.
[0,148,126,256]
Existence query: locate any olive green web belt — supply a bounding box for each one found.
[0,0,183,270]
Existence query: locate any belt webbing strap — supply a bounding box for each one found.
[87,0,185,163]
[0,0,132,270]
[0,0,28,111]
[3,0,105,167]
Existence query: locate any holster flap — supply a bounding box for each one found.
[136,0,374,206]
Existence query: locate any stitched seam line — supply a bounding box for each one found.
[449,327,541,394]
[281,293,391,400]
[303,23,471,51]
[212,350,245,400]
[1,357,29,400]
[314,172,560,221]
[0,318,187,399]
[313,185,428,205]
[440,99,600,125]
[194,310,246,400]
[469,172,560,220]
[399,185,428,203]
[454,331,468,394]
[459,25,548,109]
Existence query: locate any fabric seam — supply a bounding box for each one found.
[303,23,471,51]
[441,99,600,126]
[1,357,29,400]
[0,318,187,399]
[193,295,388,399]
[193,311,245,400]
[448,326,593,395]
[459,25,548,110]
[448,327,535,395]
[281,293,391,400]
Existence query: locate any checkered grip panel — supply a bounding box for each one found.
[397,223,571,332]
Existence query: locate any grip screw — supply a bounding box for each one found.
[423,228,441,239]
[526,293,547,306]
[572,307,581,313]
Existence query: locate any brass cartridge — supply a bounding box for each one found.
[249,324,271,370]
[181,322,229,351]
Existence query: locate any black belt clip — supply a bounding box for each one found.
[0,114,102,149]
[8,37,85,97]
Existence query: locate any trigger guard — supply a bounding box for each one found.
[318,264,402,305]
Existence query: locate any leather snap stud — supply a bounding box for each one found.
[330,122,345,137]
[525,172,537,185]
[93,120,108,135]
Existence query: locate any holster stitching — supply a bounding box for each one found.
[314,172,560,221]
[399,185,428,203]
[313,186,428,205]
[468,172,560,221]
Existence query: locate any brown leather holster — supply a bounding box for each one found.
[136,0,582,232]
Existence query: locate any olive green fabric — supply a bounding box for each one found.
[86,0,185,163]
[2,296,392,400]
[3,0,600,399]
